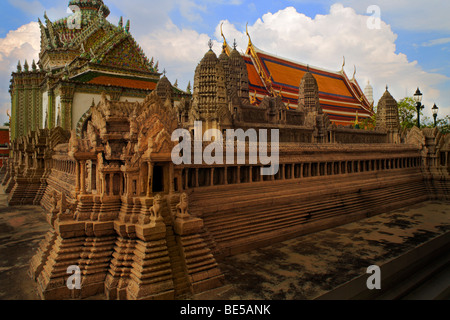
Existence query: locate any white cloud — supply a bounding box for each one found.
[421,37,450,47]
[137,20,220,90]
[0,22,40,125]
[0,22,40,61]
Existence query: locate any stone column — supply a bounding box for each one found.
[75,161,80,194]
[169,163,175,193]
[195,168,199,188]
[99,173,104,195]
[80,160,86,195]
[109,173,114,196]
[126,174,132,196]
[210,168,215,187]
[147,162,154,197]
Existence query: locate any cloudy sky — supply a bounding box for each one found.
[0,0,449,125]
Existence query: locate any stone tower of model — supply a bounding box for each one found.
[299,70,329,142]
[376,87,400,143]
[190,46,233,136]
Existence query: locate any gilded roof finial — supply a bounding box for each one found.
[352,65,356,80]
[246,22,252,46]
[341,56,345,71]
[208,39,213,50]
[163,68,166,77]
[220,22,226,43]
[220,22,232,55]
[233,39,237,50]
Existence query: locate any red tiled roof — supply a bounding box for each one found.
[244,46,374,126]
[88,76,157,90]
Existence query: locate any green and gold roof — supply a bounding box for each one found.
[38,0,157,76]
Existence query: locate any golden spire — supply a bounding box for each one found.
[351,65,356,81]
[220,22,231,56]
[355,111,360,128]
[246,22,253,50]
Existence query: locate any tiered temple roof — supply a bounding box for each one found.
[242,33,374,126]
[9,0,190,140]
[37,0,161,88]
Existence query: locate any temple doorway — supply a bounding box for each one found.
[152,165,165,193]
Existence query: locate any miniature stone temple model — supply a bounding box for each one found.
[2,0,450,300]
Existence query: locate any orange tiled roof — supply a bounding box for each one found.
[88,75,157,90]
[244,46,374,125]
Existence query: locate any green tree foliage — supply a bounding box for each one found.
[358,113,376,130]
[422,115,450,134]
[398,97,449,134]
[437,116,450,134]
[398,97,419,130]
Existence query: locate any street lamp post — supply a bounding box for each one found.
[432,103,439,128]
[413,88,424,128]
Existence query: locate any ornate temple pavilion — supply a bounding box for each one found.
[227,29,374,126]
[9,0,188,141]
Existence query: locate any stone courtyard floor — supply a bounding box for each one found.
[0,184,449,300]
[203,200,450,300]
[0,187,50,300]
